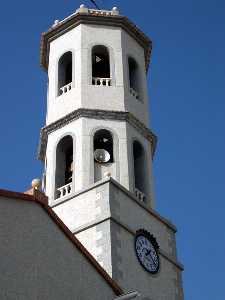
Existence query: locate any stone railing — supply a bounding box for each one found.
[57,182,72,199]
[134,188,146,203]
[130,87,139,100]
[89,7,119,16]
[59,82,72,95]
[92,77,111,86]
[53,6,119,29]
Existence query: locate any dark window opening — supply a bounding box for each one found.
[55,136,73,197]
[58,52,72,95]
[133,140,145,193]
[92,45,110,79]
[128,57,140,97]
[65,147,73,184]
[94,129,113,163]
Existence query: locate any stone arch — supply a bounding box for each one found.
[57,51,73,95]
[92,45,110,79]
[90,126,120,183]
[132,138,147,202]
[88,43,115,86]
[128,56,141,100]
[94,129,114,163]
[54,133,76,199]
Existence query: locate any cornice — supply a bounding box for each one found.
[40,13,152,71]
[51,177,176,233]
[38,108,157,161]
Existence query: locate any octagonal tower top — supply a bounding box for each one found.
[40,4,152,71]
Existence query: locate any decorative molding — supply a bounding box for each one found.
[40,13,152,72]
[50,177,177,233]
[38,108,157,161]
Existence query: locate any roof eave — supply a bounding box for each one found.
[40,13,152,72]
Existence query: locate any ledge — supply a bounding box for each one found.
[38,108,157,161]
[49,178,110,208]
[109,177,177,233]
[50,177,176,233]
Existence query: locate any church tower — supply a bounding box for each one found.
[38,5,184,299]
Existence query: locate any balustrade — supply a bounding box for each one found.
[57,182,72,199]
[89,9,117,16]
[92,77,111,86]
[59,82,72,95]
[130,87,139,99]
[134,188,146,203]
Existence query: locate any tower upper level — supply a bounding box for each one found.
[40,4,152,126]
[39,5,157,207]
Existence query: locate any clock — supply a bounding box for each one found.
[134,229,160,274]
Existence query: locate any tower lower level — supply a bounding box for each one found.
[51,178,184,299]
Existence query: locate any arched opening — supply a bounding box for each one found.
[133,140,146,202]
[55,135,73,199]
[92,45,111,86]
[94,129,113,163]
[58,51,72,95]
[128,57,140,99]
[93,129,114,182]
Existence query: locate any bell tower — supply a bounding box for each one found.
[38,5,184,299]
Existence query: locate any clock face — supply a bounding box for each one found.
[135,232,159,274]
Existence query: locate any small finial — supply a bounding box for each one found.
[52,20,60,28]
[111,7,119,15]
[31,178,41,190]
[77,4,88,14]
[104,172,111,178]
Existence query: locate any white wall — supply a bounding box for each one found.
[122,30,150,126]
[46,23,150,127]
[45,117,153,205]
[47,25,82,124]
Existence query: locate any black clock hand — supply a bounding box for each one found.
[148,252,157,267]
[145,249,157,267]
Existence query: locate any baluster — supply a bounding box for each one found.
[92,77,111,87]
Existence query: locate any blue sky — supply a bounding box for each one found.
[0,0,224,299]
